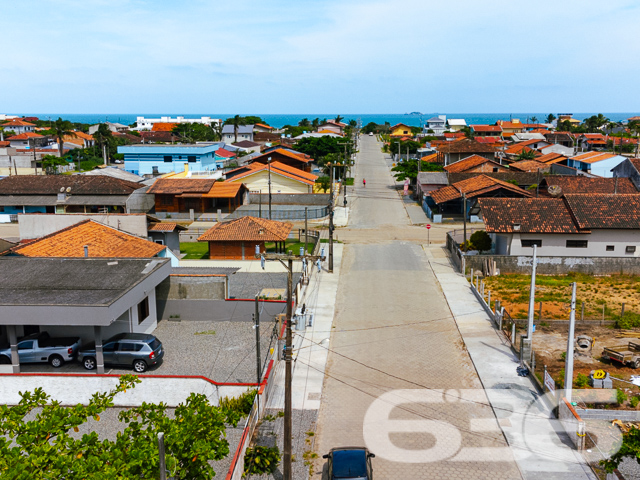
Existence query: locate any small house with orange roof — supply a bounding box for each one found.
[197,216,293,260]
[63,131,95,149]
[151,122,178,132]
[316,120,346,135]
[443,154,508,174]
[389,123,413,138]
[6,132,49,148]
[246,147,313,172]
[470,125,502,137]
[225,161,318,194]
[496,119,525,134]
[253,123,274,133]
[1,118,35,135]
[146,178,248,216]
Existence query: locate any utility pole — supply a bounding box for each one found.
[462,193,467,246]
[259,189,262,218]
[304,207,308,254]
[158,432,167,480]
[564,282,577,402]
[527,244,538,341]
[31,138,37,175]
[254,294,261,385]
[329,163,334,273]
[255,251,325,480]
[268,157,272,220]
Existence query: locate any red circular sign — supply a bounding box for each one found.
[426,224,431,229]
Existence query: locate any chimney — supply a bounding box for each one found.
[84,245,88,258]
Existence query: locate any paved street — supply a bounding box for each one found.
[313,136,522,479]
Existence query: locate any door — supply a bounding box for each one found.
[115,342,141,367]
[102,341,118,365]
[17,340,35,363]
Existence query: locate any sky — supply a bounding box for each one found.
[2,0,640,114]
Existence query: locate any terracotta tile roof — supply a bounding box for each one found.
[421,153,439,162]
[0,175,142,195]
[197,216,293,242]
[474,137,503,144]
[514,138,548,147]
[151,122,178,132]
[147,178,215,195]
[496,120,523,129]
[251,148,312,164]
[444,155,503,173]
[0,141,9,147]
[72,131,94,141]
[229,161,317,185]
[148,222,187,232]
[430,174,532,204]
[436,138,499,154]
[12,220,165,258]
[444,132,465,139]
[6,132,44,140]
[479,198,581,233]
[508,160,549,172]
[255,123,273,130]
[564,194,640,229]
[448,171,540,186]
[611,137,638,145]
[540,176,638,194]
[571,152,617,164]
[215,149,236,158]
[470,125,502,132]
[629,158,640,172]
[202,182,245,198]
[504,144,539,155]
[537,152,567,164]
[1,119,35,127]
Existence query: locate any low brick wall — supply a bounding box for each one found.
[464,254,640,275]
[248,193,330,206]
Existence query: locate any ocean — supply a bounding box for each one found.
[12,112,640,128]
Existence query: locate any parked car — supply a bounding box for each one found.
[369,132,373,136]
[323,447,375,480]
[0,332,81,367]
[77,333,164,373]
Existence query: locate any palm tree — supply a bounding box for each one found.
[545,113,556,124]
[531,116,538,124]
[629,120,640,158]
[172,123,194,143]
[348,119,357,127]
[51,117,75,158]
[607,121,618,134]
[92,123,112,168]
[212,122,223,141]
[334,115,344,124]
[312,118,319,129]
[516,149,537,161]
[230,115,246,143]
[298,118,311,128]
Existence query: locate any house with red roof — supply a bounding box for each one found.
[1,119,35,135]
[225,161,318,194]
[253,123,274,133]
[246,147,313,172]
[470,125,502,137]
[6,132,49,149]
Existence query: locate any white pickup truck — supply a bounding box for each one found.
[0,332,81,368]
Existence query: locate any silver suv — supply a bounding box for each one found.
[77,333,164,373]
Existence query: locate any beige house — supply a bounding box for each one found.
[226,161,317,194]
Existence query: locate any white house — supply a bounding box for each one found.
[447,119,467,132]
[425,115,446,135]
[88,122,129,134]
[566,152,626,177]
[479,195,640,257]
[538,143,574,157]
[1,119,35,135]
[135,116,221,131]
[222,124,254,143]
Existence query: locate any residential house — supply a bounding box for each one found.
[139,131,178,144]
[612,158,640,190]
[147,222,187,253]
[470,125,502,137]
[293,132,342,140]
[502,144,539,160]
[118,143,223,176]
[539,176,638,196]
[511,132,547,142]
[225,161,318,194]
[536,152,568,164]
[135,116,220,131]
[316,121,346,135]
[566,152,626,177]
[0,256,171,373]
[509,138,551,150]
[197,216,293,260]
[538,142,574,157]
[0,175,152,215]
[447,119,467,132]
[1,119,35,135]
[214,148,237,166]
[146,178,248,216]
[389,123,414,138]
[63,131,95,149]
[474,137,505,146]
[232,140,262,154]
[443,154,508,174]
[508,160,550,173]
[79,166,147,184]
[435,138,499,165]
[544,131,575,148]
[7,132,49,149]
[246,148,313,172]
[425,116,446,135]
[426,174,532,220]
[576,133,608,151]
[10,219,179,265]
[416,172,449,199]
[253,124,274,133]
[88,122,129,134]
[443,132,466,141]
[222,125,255,144]
[496,119,525,135]
[479,195,640,257]
[448,172,540,190]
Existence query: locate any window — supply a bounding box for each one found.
[492,167,499,172]
[161,195,173,206]
[119,342,143,352]
[137,297,150,324]
[163,155,172,163]
[566,240,588,248]
[103,342,117,352]
[188,155,196,163]
[626,246,636,254]
[18,341,34,350]
[521,239,542,247]
[178,156,182,159]
[155,239,164,245]
[606,245,615,251]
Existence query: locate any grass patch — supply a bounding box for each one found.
[194,330,216,335]
[179,242,208,259]
[345,177,354,186]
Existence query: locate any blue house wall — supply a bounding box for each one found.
[118,144,223,175]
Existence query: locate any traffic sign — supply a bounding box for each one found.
[426,224,431,230]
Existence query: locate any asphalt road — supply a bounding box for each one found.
[313,135,522,479]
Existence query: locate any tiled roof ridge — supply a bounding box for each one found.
[12,219,94,253]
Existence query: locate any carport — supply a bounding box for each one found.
[0,257,171,374]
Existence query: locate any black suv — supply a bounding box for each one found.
[78,333,164,373]
[323,447,375,480]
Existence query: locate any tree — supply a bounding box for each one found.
[223,116,263,126]
[515,149,537,161]
[293,136,341,160]
[50,117,76,158]
[334,115,344,124]
[469,230,492,254]
[315,176,331,192]
[173,123,195,143]
[389,140,422,157]
[545,113,556,124]
[461,126,474,139]
[391,159,444,183]
[348,119,357,127]
[0,375,242,479]
[298,118,311,128]
[531,116,538,124]
[41,154,68,174]
[228,115,246,143]
[92,123,113,167]
[629,120,640,158]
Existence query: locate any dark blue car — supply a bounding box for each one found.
[323,447,375,480]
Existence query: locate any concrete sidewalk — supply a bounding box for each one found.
[425,246,597,480]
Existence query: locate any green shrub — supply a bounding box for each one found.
[244,446,281,475]
[631,396,640,409]
[574,373,590,388]
[561,352,566,361]
[617,388,628,406]
[219,389,257,417]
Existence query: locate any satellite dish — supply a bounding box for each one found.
[66,187,71,193]
[60,187,65,193]
[548,185,562,197]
